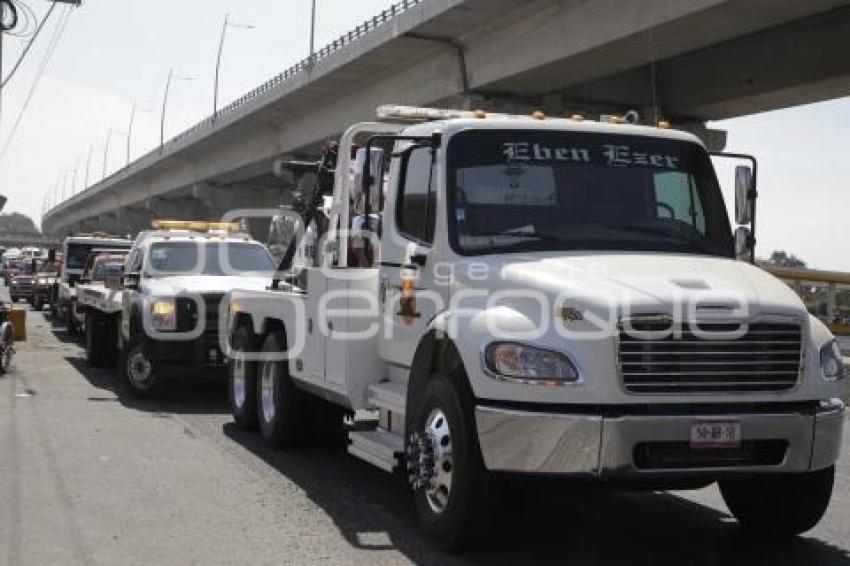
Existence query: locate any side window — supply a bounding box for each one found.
[396,147,436,244]
[654,171,706,235]
[127,249,143,274]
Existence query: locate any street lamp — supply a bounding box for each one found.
[214,14,254,117]
[309,0,317,65]
[127,103,153,166]
[84,144,94,188]
[102,127,113,181]
[160,68,194,148]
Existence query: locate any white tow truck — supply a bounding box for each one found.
[53,234,132,334]
[76,252,130,367]
[99,221,277,397]
[225,106,846,549]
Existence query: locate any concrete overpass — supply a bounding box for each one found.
[42,0,850,236]
[0,232,60,249]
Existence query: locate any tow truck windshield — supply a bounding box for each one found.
[147,241,275,276]
[447,130,734,257]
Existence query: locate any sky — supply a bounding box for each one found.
[0,0,848,271]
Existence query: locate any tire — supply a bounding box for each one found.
[229,325,258,431]
[102,316,120,368]
[85,310,104,367]
[411,372,491,551]
[0,323,13,373]
[121,333,164,398]
[720,466,835,536]
[65,302,78,336]
[256,331,309,447]
[30,298,41,311]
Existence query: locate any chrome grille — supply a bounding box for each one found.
[618,321,803,394]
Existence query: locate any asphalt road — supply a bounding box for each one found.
[2,311,850,566]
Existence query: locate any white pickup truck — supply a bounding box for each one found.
[103,223,277,397]
[225,106,845,549]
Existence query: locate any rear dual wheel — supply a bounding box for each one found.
[229,325,258,430]
[256,331,309,447]
[251,330,345,447]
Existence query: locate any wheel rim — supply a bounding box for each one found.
[127,348,153,388]
[260,361,276,424]
[232,355,247,409]
[423,408,454,515]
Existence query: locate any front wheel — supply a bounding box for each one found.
[85,310,104,367]
[410,372,490,551]
[720,466,835,536]
[65,302,78,336]
[121,335,164,398]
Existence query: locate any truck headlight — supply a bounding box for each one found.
[820,340,845,381]
[484,342,579,382]
[151,299,177,331]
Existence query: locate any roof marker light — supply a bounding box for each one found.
[570,114,585,122]
[532,111,546,120]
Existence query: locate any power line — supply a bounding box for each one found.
[0,3,70,165]
[1,1,58,87]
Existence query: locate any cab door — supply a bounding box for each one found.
[120,247,143,341]
[379,144,442,367]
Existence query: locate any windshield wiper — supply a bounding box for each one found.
[468,229,564,243]
[612,224,714,253]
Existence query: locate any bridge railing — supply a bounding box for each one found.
[45,0,425,217]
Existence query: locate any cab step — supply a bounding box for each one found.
[348,429,404,473]
[367,380,406,415]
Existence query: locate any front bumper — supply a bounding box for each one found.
[142,335,226,369]
[475,399,844,476]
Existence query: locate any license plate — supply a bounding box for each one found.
[690,421,741,449]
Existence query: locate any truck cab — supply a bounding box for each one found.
[118,222,276,397]
[226,106,845,549]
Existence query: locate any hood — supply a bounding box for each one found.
[455,252,805,320]
[144,275,271,296]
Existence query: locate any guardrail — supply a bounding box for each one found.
[46,0,425,216]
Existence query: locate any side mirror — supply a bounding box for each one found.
[353,147,386,212]
[734,226,753,262]
[735,165,754,225]
[124,273,140,291]
[105,275,123,291]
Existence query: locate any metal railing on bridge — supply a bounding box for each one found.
[45,0,425,215]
